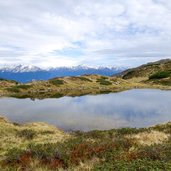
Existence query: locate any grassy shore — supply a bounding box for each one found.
[0,74,171,99]
[0,116,171,170]
[0,59,171,99]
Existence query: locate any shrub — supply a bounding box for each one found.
[6,87,20,93]
[6,85,32,93]
[16,129,36,140]
[78,77,92,82]
[50,93,63,98]
[99,90,112,94]
[5,147,26,164]
[116,127,145,136]
[49,79,64,86]
[93,159,171,171]
[28,143,57,159]
[122,70,135,79]
[96,78,112,85]
[27,143,66,168]
[14,85,32,90]
[149,71,171,79]
[100,76,108,80]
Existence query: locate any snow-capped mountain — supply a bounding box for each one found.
[0,65,127,83]
[0,65,42,73]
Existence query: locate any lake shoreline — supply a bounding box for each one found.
[1,89,171,131]
[2,83,171,99]
[1,115,171,170]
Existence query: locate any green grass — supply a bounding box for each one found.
[6,85,32,93]
[49,79,64,86]
[16,129,36,140]
[99,90,112,94]
[50,93,63,98]
[100,76,108,80]
[93,159,171,171]
[1,124,171,170]
[78,77,92,82]
[14,85,32,89]
[6,87,20,93]
[122,70,135,79]
[96,77,112,85]
[149,71,171,79]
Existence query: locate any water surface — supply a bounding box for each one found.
[1,89,171,131]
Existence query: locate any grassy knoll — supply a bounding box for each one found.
[0,116,171,170]
[2,75,138,99]
[0,59,171,99]
[3,73,170,99]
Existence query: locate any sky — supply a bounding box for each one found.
[0,0,171,68]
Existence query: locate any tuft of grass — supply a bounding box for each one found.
[50,93,63,98]
[93,159,171,171]
[122,70,135,79]
[14,85,32,90]
[16,129,36,140]
[96,78,112,85]
[115,127,146,136]
[6,87,20,93]
[5,147,27,165]
[78,77,92,82]
[49,79,64,86]
[99,90,112,94]
[6,85,32,93]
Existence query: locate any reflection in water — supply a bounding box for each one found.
[1,89,171,131]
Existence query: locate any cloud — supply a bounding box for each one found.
[1,89,171,131]
[0,0,171,67]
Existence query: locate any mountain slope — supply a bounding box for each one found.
[0,65,126,83]
[118,59,171,86]
[1,59,171,99]
[119,59,171,79]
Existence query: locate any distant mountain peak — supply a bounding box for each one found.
[0,64,127,73]
[0,64,127,83]
[0,64,42,73]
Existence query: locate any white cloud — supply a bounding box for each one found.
[0,0,171,67]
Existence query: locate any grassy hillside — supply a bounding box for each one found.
[0,78,18,96]
[3,75,140,99]
[119,59,171,86]
[120,59,171,79]
[0,59,171,99]
[0,116,171,170]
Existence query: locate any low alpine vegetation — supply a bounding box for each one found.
[49,79,64,86]
[1,121,171,170]
[149,71,171,79]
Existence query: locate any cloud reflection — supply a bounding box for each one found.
[1,89,171,131]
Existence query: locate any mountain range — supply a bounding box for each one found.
[0,65,126,83]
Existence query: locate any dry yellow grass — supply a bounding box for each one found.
[127,130,169,146]
[0,116,70,157]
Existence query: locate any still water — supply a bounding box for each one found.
[0,89,171,131]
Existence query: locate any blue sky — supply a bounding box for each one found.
[0,0,171,68]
